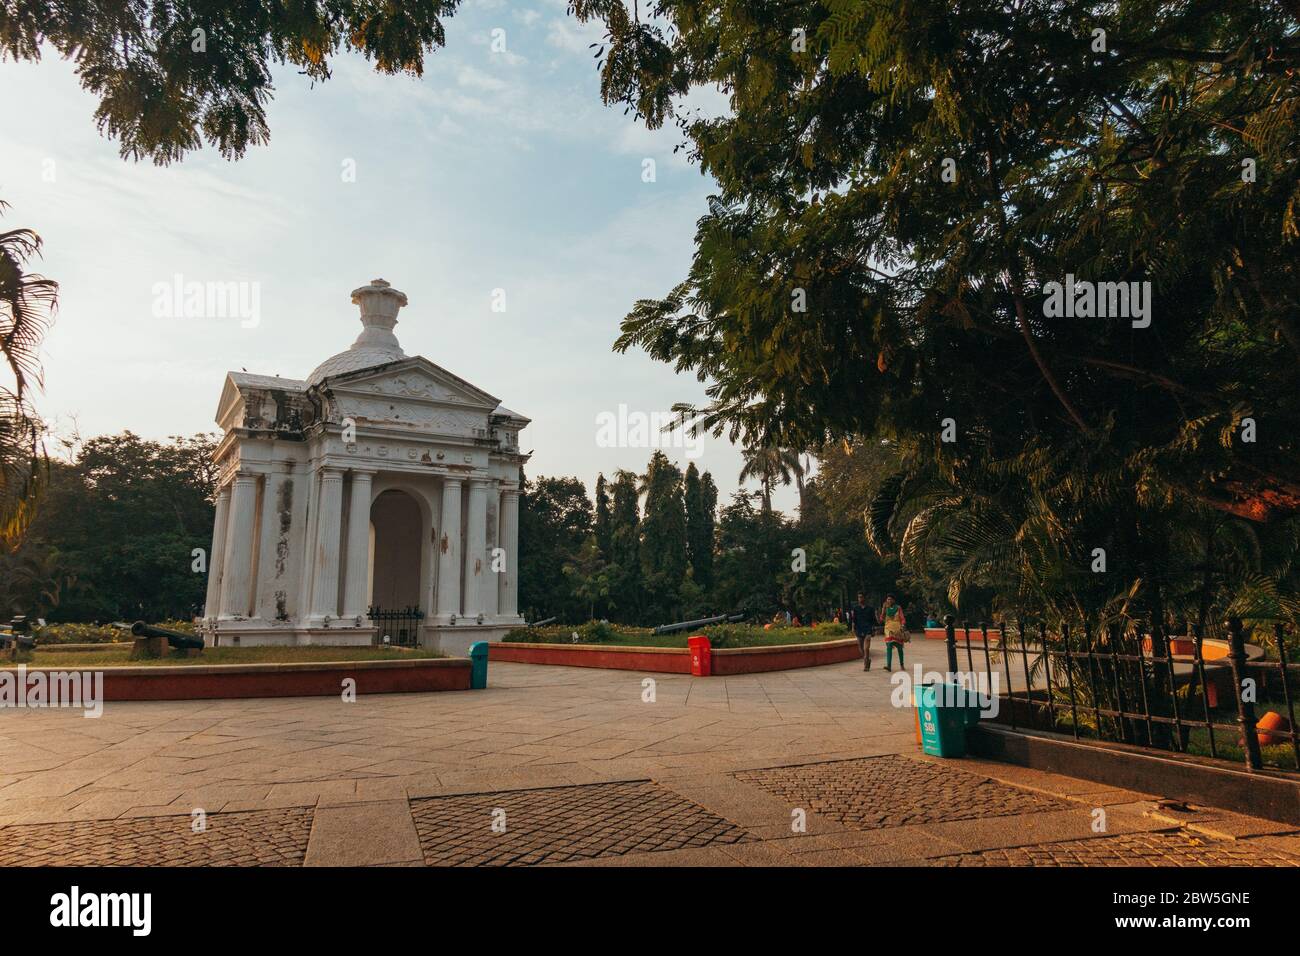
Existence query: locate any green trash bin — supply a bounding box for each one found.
[914,681,980,757]
[469,641,489,690]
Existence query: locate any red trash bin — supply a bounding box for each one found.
[687,635,712,676]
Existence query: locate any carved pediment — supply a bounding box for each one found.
[325,358,499,436]
[337,396,488,435]
[329,359,500,409]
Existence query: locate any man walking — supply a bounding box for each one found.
[850,592,876,670]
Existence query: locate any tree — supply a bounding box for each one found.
[639,451,688,620]
[0,200,57,547]
[7,432,216,621]
[712,492,794,615]
[684,462,716,593]
[0,546,73,618]
[563,534,613,620]
[738,445,802,515]
[592,1,1300,627]
[517,475,593,622]
[607,469,643,622]
[813,438,900,531]
[594,472,612,558]
[0,2,464,163]
[781,538,847,619]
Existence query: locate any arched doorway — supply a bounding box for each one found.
[369,489,423,643]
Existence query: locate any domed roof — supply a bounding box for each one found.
[306,278,408,388]
[306,346,405,386]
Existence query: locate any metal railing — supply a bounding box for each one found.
[943,615,1299,773]
[368,605,425,648]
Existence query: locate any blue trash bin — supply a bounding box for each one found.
[469,641,489,690]
[915,681,981,757]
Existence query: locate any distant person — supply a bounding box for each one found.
[850,592,876,670]
[881,594,907,671]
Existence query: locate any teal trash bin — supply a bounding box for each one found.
[469,641,489,690]
[914,681,980,757]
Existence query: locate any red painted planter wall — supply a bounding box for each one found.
[489,638,862,675]
[923,627,1004,642]
[488,643,692,673]
[712,639,861,674]
[64,659,473,701]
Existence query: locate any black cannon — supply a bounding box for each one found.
[651,612,746,636]
[131,621,205,656]
[2,616,36,659]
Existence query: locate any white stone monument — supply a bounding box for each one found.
[200,279,529,656]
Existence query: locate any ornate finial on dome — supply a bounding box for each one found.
[349,278,408,355]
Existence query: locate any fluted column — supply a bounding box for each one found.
[341,469,374,619]
[498,486,520,618]
[204,485,232,619]
[482,491,500,617]
[462,478,490,618]
[309,466,345,621]
[254,463,295,621]
[218,472,259,618]
[435,477,463,618]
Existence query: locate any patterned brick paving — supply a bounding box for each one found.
[932,831,1300,867]
[734,755,1065,829]
[0,808,313,866]
[410,780,753,866]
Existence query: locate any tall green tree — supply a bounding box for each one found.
[712,492,794,614]
[738,445,803,515]
[607,468,643,622]
[639,451,688,620]
[518,475,593,622]
[683,462,716,592]
[563,534,613,620]
[781,538,848,618]
[593,472,612,558]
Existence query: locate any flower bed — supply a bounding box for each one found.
[504,620,849,648]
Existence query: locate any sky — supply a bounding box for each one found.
[0,0,805,513]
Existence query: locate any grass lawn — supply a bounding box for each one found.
[1050,696,1298,772]
[1183,698,1298,771]
[2,645,445,668]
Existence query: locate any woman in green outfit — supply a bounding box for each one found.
[880,595,907,671]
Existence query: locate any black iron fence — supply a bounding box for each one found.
[942,615,1299,773]
[368,605,425,648]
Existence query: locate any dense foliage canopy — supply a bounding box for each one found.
[1,432,216,621]
[576,0,1300,632]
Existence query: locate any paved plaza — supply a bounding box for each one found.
[1,641,1297,866]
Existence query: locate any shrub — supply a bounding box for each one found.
[504,620,650,644]
[33,618,196,645]
[699,622,848,647]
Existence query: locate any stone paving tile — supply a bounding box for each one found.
[930,830,1300,867]
[410,780,754,866]
[733,754,1067,831]
[0,808,313,866]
